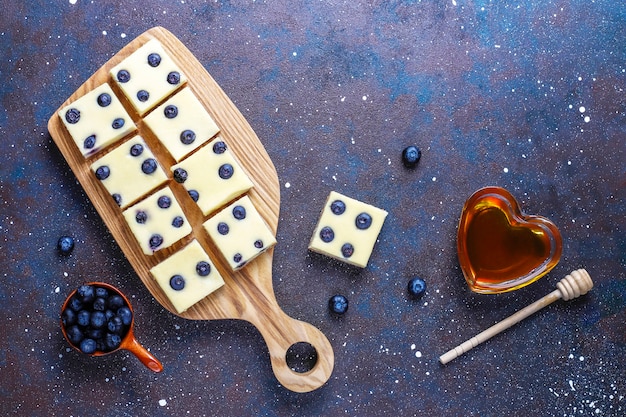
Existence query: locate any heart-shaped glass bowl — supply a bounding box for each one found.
[457,187,563,294]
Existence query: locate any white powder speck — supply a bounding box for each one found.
[362,95,367,101]
[579,356,585,361]
[292,51,297,57]
[415,351,422,358]
[568,160,572,165]
[69,0,77,4]
[411,344,416,350]
[284,182,291,188]
[503,167,509,173]
[452,0,457,6]
[159,399,167,406]
[569,380,576,391]
[584,116,590,123]
[54,287,60,293]
[579,106,586,113]
[432,177,437,182]
[121,33,127,39]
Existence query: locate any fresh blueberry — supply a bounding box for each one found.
[232,205,246,220]
[95,165,110,180]
[90,311,106,329]
[76,285,95,303]
[93,297,107,311]
[86,328,104,340]
[172,216,184,228]
[196,261,211,276]
[173,168,188,183]
[217,222,229,235]
[212,141,227,154]
[147,52,161,67]
[112,194,122,207]
[330,200,346,215]
[341,243,354,258]
[167,71,181,84]
[68,295,83,312]
[254,240,264,249]
[137,90,149,102]
[149,234,164,249]
[170,275,185,291]
[218,163,234,179]
[116,69,130,83]
[188,190,199,202]
[135,210,148,224]
[180,129,196,145]
[130,143,144,156]
[355,213,372,230]
[62,308,76,326]
[402,145,421,168]
[117,307,132,326]
[157,195,171,208]
[105,333,122,351]
[79,338,97,354]
[65,108,80,124]
[108,295,125,311]
[319,226,334,243]
[233,253,243,263]
[107,316,124,334]
[105,309,115,321]
[328,294,348,315]
[112,118,125,129]
[65,325,83,345]
[407,277,426,299]
[141,158,158,175]
[95,287,109,299]
[77,310,90,327]
[164,104,178,119]
[83,135,96,149]
[97,93,111,107]
[57,236,75,255]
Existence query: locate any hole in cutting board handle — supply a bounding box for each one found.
[286,342,318,373]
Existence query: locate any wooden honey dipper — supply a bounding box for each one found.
[439,269,593,365]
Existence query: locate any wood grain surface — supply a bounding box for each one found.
[47,26,333,393]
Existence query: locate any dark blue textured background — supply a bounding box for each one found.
[1,1,624,416]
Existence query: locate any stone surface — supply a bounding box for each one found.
[0,1,624,416]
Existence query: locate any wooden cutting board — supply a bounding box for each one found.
[47,26,333,393]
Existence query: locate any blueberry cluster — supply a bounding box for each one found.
[61,284,133,354]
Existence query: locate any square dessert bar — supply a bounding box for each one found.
[150,239,225,313]
[122,186,192,255]
[203,196,276,271]
[143,86,220,162]
[58,83,135,157]
[309,191,387,268]
[90,135,168,209]
[110,38,187,116]
[171,137,254,216]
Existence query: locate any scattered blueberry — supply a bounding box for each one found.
[105,333,122,351]
[188,190,200,202]
[213,141,227,154]
[330,200,346,215]
[130,143,144,156]
[77,285,95,303]
[217,222,229,235]
[170,275,185,291]
[402,145,421,168]
[172,216,184,228]
[149,234,164,249]
[108,295,125,311]
[116,69,130,83]
[66,325,83,345]
[62,308,76,326]
[328,294,349,315]
[107,316,124,334]
[232,205,246,220]
[57,235,75,255]
[97,93,111,107]
[117,307,132,326]
[319,226,334,243]
[137,90,149,102]
[218,163,234,179]
[68,296,83,312]
[173,168,188,183]
[77,310,90,327]
[196,261,211,276]
[80,338,97,354]
[157,195,171,208]
[135,211,148,224]
[164,104,178,119]
[341,243,354,258]
[95,287,109,299]
[355,212,372,230]
[83,134,96,150]
[141,158,158,175]
[167,71,181,85]
[180,129,196,145]
[95,165,110,180]
[147,52,161,67]
[407,277,426,299]
[93,297,106,311]
[90,311,106,329]
[111,118,125,129]
[65,108,80,124]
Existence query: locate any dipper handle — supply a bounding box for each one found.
[439,269,593,365]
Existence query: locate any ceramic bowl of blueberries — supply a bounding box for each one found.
[61,282,163,372]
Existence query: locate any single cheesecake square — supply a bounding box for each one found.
[203,196,276,270]
[58,83,135,157]
[143,87,219,162]
[150,239,225,313]
[309,191,387,268]
[90,135,168,209]
[122,186,192,255]
[171,137,254,216]
[110,39,187,115]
